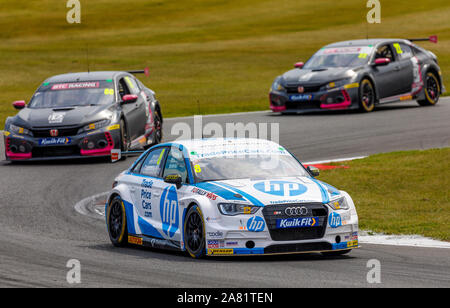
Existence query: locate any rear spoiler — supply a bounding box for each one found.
[127,67,150,77]
[408,35,438,44]
[111,149,145,163]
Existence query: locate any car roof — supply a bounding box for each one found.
[44,71,129,83]
[324,38,409,48]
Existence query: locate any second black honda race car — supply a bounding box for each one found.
[270,37,445,113]
[3,70,163,161]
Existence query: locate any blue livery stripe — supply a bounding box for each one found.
[311,178,330,203]
[195,182,246,201]
[214,182,264,206]
[138,216,164,239]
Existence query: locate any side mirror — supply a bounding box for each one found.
[13,100,26,110]
[164,174,183,189]
[307,166,320,177]
[294,62,304,69]
[373,58,391,66]
[122,94,138,104]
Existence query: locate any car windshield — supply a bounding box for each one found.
[304,46,374,69]
[191,154,310,182]
[28,81,115,108]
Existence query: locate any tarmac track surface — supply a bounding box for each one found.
[0,99,449,287]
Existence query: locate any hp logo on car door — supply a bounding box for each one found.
[160,185,179,238]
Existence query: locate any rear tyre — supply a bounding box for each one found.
[321,249,352,257]
[417,71,440,106]
[107,195,128,247]
[359,79,376,112]
[184,205,206,259]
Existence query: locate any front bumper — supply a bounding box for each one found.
[269,85,360,114]
[3,126,121,161]
[205,207,359,256]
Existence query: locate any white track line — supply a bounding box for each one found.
[304,156,367,165]
[359,232,450,249]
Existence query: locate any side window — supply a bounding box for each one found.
[162,147,188,183]
[375,44,395,62]
[124,76,140,95]
[118,78,131,99]
[393,43,413,60]
[140,147,167,177]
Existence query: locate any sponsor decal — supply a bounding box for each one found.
[160,185,179,238]
[191,187,218,201]
[4,131,10,137]
[276,217,319,229]
[39,137,71,146]
[247,216,265,232]
[141,188,152,218]
[329,212,342,228]
[208,249,234,256]
[128,236,143,245]
[108,124,121,131]
[50,82,100,90]
[207,240,220,249]
[207,231,224,239]
[141,179,153,188]
[347,240,358,248]
[206,217,220,222]
[290,94,313,101]
[254,181,307,197]
[225,241,238,247]
[48,112,66,124]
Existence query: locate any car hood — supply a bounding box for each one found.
[197,176,341,206]
[15,105,113,128]
[282,67,356,85]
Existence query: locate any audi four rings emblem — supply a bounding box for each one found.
[285,207,308,216]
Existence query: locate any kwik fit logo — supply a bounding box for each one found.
[276,217,319,229]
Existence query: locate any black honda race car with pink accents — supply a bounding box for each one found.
[269,37,445,114]
[3,70,163,162]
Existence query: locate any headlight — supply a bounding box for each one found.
[271,77,286,92]
[218,203,261,216]
[9,124,32,136]
[322,78,353,91]
[326,197,349,210]
[81,119,111,132]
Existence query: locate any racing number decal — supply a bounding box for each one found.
[194,164,202,173]
[104,88,114,95]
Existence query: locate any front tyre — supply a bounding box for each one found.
[359,79,376,112]
[107,195,128,247]
[184,205,206,259]
[152,110,163,145]
[417,71,440,106]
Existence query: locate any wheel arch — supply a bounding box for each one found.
[360,74,379,102]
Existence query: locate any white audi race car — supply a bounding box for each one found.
[106,138,359,258]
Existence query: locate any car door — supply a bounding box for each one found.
[371,44,399,99]
[391,42,414,95]
[159,146,191,243]
[130,147,168,238]
[118,76,146,141]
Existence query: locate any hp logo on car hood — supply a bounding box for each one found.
[254,181,307,197]
[160,186,179,237]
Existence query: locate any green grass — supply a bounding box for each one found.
[1,0,450,124]
[318,148,450,241]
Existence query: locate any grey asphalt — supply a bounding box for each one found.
[0,99,449,287]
